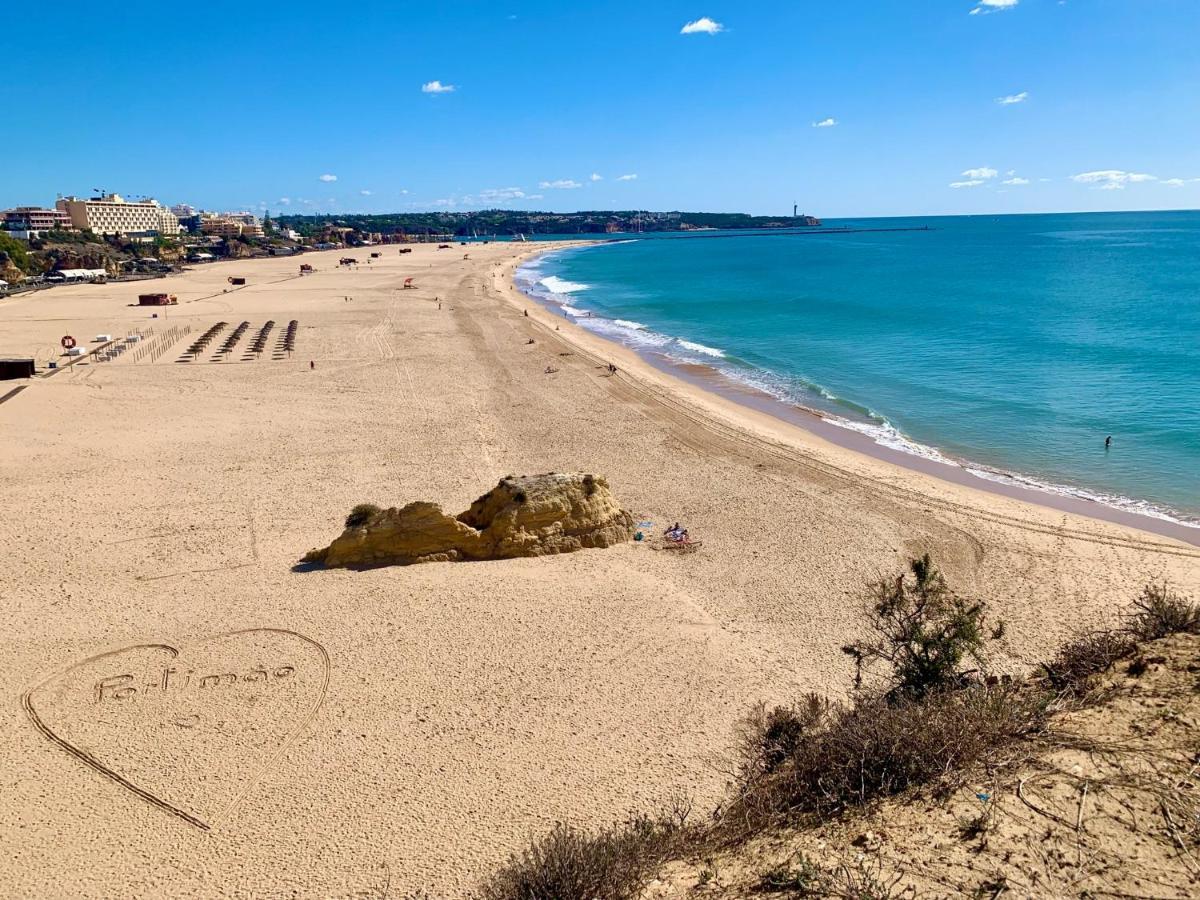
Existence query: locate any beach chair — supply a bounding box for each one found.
[403,277,416,289]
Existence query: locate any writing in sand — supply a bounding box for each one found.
[95,663,297,704]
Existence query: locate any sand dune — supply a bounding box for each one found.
[0,244,1196,896]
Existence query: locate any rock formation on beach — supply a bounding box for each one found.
[304,473,635,568]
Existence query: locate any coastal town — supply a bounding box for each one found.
[0,192,821,295]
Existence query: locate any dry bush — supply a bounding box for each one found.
[735,695,831,782]
[726,684,1049,834]
[1038,582,1196,697]
[1126,581,1200,641]
[479,804,691,900]
[1037,630,1136,697]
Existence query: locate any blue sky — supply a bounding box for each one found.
[3,1,1198,217]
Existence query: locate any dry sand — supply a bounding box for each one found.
[0,244,1196,897]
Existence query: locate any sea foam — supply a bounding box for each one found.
[539,275,590,295]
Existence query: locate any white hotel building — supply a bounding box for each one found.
[56,194,180,237]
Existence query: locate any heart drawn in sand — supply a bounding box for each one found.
[22,628,329,830]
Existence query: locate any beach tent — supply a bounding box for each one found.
[55,268,107,281]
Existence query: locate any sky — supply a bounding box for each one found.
[2,0,1198,218]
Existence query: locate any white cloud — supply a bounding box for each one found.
[590,173,603,182]
[1162,177,1200,187]
[970,0,1018,15]
[681,16,724,34]
[318,174,337,182]
[961,167,999,180]
[996,91,1029,105]
[478,187,530,202]
[360,189,372,196]
[421,80,456,94]
[812,118,837,128]
[1070,170,1157,190]
[617,173,638,181]
[949,180,986,188]
[538,179,582,189]
[277,197,291,205]
[1002,177,1030,185]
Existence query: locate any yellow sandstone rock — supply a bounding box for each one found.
[305,473,635,568]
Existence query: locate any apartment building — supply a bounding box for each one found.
[56,194,180,237]
[1,206,74,234]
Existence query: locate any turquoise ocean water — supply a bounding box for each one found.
[515,212,1200,527]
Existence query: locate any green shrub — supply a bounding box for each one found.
[841,554,991,700]
[0,232,33,272]
[755,856,828,894]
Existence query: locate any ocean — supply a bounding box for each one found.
[515,211,1200,528]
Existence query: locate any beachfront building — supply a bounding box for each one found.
[56,194,180,237]
[1,207,75,237]
[227,213,264,238]
[199,217,244,238]
[199,212,264,238]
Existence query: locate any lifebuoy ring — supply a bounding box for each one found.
[61,335,76,349]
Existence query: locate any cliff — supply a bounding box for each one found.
[304,473,635,568]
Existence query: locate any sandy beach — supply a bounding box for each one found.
[1,244,1197,897]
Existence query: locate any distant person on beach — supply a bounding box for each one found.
[524,309,528,316]
[310,361,314,370]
